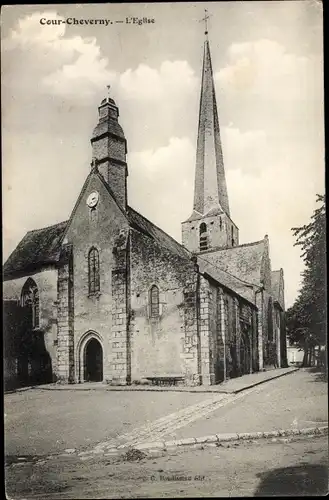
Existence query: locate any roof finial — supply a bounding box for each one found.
[200,9,210,37]
[107,84,111,98]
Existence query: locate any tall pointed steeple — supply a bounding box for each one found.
[182,18,239,253]
[194,31,230,216]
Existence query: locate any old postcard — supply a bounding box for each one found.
[2,1,327,498]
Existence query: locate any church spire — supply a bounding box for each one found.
[181,18,239,253]
[193,27,230,217]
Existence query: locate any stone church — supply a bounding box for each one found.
[3,34,287,389]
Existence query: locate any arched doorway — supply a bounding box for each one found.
[240,331,250,375]
[84,338,103,382]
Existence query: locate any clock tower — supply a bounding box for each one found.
[91,87,128,211]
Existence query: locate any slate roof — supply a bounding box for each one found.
[127,207,191,261]
[2,206,260,308]
[3,207,191,280]
[197,255,255,304]
[201,240,265,287]
[91,118,125,141]
[3,221,68,279]
[271,270,281,301]
[271,269,284,310]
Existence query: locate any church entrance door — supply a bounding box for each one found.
[240,331,250,375]
[84,338,103,382]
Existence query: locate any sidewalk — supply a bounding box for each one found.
[17,366,298,394]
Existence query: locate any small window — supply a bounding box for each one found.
[231,226,235,246]
[199,222,208,251]
[21,278,39,329]
[90,207,98,223]
[88,247,100,294]
[219,218,222,230]
[150,285,160,318]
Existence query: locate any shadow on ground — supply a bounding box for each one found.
[305,367,328,383]
[254,464,328,496]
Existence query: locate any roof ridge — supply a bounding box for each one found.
[233,239,264,249]
[26,220,68,234]
[127,206,191,257]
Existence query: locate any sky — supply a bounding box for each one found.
[1,2,324,308]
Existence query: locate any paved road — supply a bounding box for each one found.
[5,435,328,498]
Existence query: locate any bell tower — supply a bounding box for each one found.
[91,86,128,211]
[182,17,239,253]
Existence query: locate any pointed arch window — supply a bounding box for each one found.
[199,222,208,251]
[88,247,100,295]
[150,285,160,318]
[21,278,39,329]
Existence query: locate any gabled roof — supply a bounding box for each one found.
[3,221,68,279]
[271,270,281,300]
[127,207,191,261]
[271,269,284,309]
[197,255,255,305]
[201,240,265,287]
[3,204,191,280]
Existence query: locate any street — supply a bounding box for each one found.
[5,369,327,455]
[5,368,328,497]
[5,435,328,498]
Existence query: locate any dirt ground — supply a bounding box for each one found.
[5,435,328,499]
[5,369,327,457]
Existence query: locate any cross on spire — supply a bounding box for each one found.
[200,9,211,36]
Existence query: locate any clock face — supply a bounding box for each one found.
[86,191,99,208]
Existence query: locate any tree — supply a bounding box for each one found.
[286,194,326,370]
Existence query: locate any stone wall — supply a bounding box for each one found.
[110,229,130,385]
[63,171,130,383]
[182,213,239,253]
[129,229,200,385]
[56,245,74,382]
[3,268,58,382]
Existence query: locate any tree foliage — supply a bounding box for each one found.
[286,194,326,366]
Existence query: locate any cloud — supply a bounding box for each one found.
[3,11,113,99]
[3,11,197,103]
[221,127,268,175]
[119,60,197,101]
[216,39,310,100]
[128,137,195,237]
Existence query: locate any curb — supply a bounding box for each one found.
[6,368,300,395]
[229,367,300,395]
[125,425,329,453]
[74,425,328,460]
